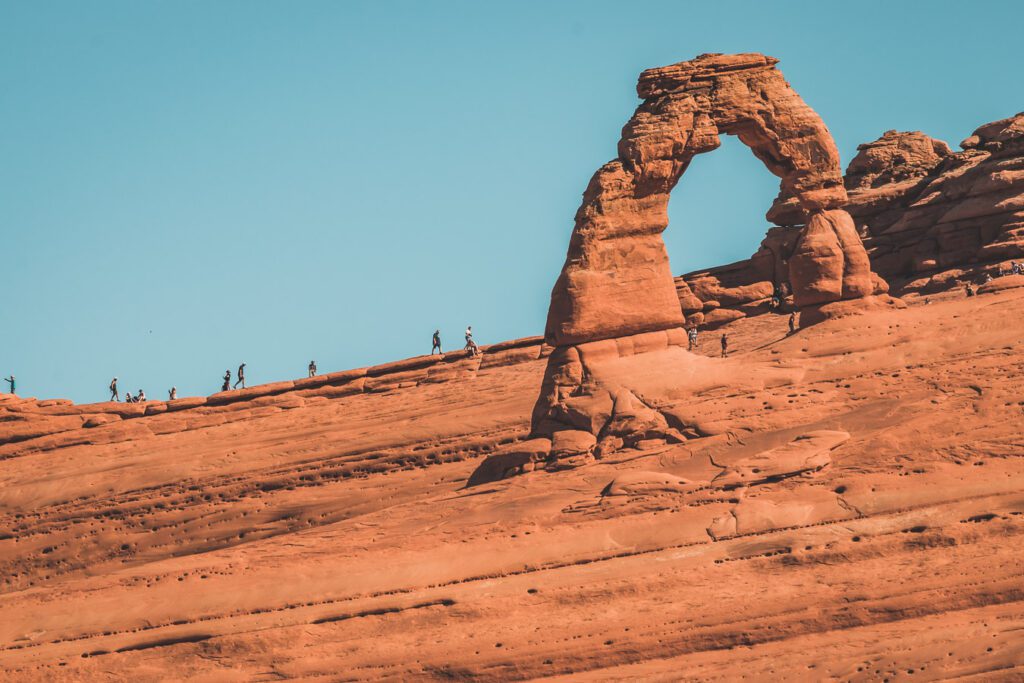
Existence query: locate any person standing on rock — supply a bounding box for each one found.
[432,330,442,355]
[788,312,797,335]
[464,326,478,357]
[308,360,317,377]
[234,363,246,389]
[168,387,177,401]
[3,375,14,395]
[720,333,729,358]
[222,370,231,392]
[109,377,119,402]
[687,327,698,351]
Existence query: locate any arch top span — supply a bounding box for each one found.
[545,52,884,347]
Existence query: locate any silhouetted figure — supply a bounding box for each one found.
[965,284,975,297]
[308,360,317,378]
[687,327,698,351]
[788,312,797,335]
[109,377,119,402]
[432,330,442,355]
[720,333,728,358]
[465,326,479,357]
[169,387,177,401]
[234,363,246,389]
[137,389,146,402]
[222,370,231,392]
[3,375,14,394]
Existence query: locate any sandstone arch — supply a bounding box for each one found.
[464,53,893,482]
[546,52,884,347]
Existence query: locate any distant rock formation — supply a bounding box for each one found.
[677,113,1024,323]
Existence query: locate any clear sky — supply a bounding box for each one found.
[2,0,1021,403]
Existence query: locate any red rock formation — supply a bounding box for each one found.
[853,114,1024,289]
[530,53,887,464]
[680,113,1024,320]
[546,53,881,348]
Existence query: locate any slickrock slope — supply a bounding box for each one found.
[2,282,1024,680]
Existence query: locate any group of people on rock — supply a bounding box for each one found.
[222,363,246,392]
[109,378,148,403]
[684,283,801,359]
[964,261,1022,297]
[98,326,483,404]
[687,327,731,358]
[429,326,479,357]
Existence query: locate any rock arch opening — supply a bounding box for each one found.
[664,133,781,276]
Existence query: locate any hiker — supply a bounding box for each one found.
[965,283,975,297]
[168,387,177,401]
[308,360,317,378]
[464,326,479,357]
[687,327,698,351]
[109,377,119,401]
[125,391,135,404]
[983,272,993,284]
[431,330,442,354]
[720,333,729,358]
[3,375,14,394]
[222,370,231,392]
[136,389,146,402]
[789,312,797,335]
[233,363,246,389]
[1013,261,1022,275]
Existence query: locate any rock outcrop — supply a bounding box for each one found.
[677,113,1024,321]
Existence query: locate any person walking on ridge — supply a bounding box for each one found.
[308,360,317,378]
[234,363,246,389]
[3,375,14,395]
[720,333,729,358]
[222,370,231,392]
[464,326,478,357]
[109,377,119,402]
[432,330,442,355]
[168,387,177,401]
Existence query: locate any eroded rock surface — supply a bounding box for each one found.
[676,113,1024,321]
[3,286,1024,681]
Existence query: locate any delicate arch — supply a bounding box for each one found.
[545,53,879,346]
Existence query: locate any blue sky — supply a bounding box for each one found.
[1,0,1021,403]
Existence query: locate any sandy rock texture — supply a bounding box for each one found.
[2,285,1023,680]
